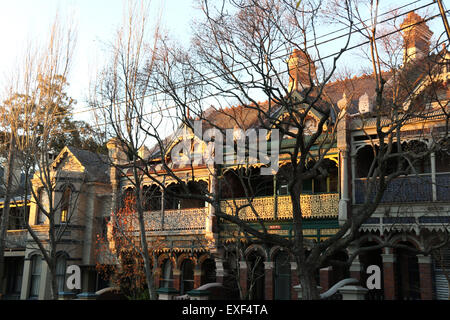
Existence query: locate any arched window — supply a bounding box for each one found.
[201,259,216,285]
[313,159,338,193]
[143,185,162,211]
[274,251,291,300]
[220,170,246,199]
[29,255,42,299]
[277,165,291,196]
[403,140,430,174]
[433,244,450,300]
[356,145,377,178]
[164,184,181,210]
[247,251,265,300]
[359,243,383,300]
[56,254,67,293]
[185,181,207,208]
[180,259,194,294]
[61,187,71,223]
[436,144,450,201]
[160,259,173,288]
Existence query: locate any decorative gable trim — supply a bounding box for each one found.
[51,146,85,172]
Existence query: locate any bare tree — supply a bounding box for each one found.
[83,0,450,301]
[95,191,166,300]
[0,12,81,300]
[90,0,164,300]
[147,0,450,300]
[149,0,353,300]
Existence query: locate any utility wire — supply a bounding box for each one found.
[14,9,450,138]
[3,3,448,138]
[20,0,436,122]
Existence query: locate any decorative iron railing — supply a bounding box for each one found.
[220,193,339,220]
[142,207,209,231]
[436,173,450,202]
[354,174,432,204]
[354,173,450,204]
[5,229,27,249]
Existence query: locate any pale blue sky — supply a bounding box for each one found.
[0,0,197,116]
[0,0,447,121]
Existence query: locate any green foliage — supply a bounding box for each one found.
[0,74,106,155]
[50,118,108,155]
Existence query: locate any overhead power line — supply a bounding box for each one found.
[51,10,450,138]
[435,0,450,42]
[32,0,438,122]
[2,2,448,138]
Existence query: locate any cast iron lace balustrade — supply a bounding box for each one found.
[353,173,448,204]
[220,193,339,220]
[141,207,209,231]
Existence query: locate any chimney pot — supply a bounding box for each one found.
[400,12,433,64]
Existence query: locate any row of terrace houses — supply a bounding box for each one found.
[1,12,449,300]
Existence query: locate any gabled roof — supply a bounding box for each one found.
[143,41,449,162]
[53,146,110,183]
[200,100,273,131]
[324,72,387,114]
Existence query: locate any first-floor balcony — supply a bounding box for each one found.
[5,229,28,249]
[142,207,209,233]
[220,193,339,221]
[353,141,450,205]
[354,173,450,204]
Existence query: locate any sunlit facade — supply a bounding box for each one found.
[1,11,449,300]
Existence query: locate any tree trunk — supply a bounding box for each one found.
[133,165,157,300]
[49,225,58,300]
[137,211,157,300]
[291,180,321,300]
[298,265,320,300]
[50,263,59,300]
[0,135,16,298]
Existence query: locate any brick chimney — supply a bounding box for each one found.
[400,12,433,64]
[288,48,316,92]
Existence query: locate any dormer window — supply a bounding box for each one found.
[160,259,174,288]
